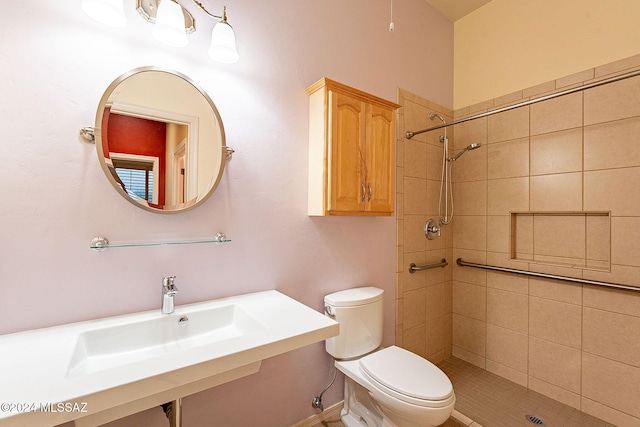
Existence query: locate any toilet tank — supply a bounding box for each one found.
[324,287,384,359]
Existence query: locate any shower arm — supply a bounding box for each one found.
[405,68,640,139]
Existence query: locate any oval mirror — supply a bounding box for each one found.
[92,66,229,213]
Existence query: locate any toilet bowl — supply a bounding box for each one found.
[324,287,455,427]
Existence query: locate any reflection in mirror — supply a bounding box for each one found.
[93,67,229,213]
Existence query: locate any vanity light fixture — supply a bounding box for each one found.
[151,0,189,47]
[81,0,127,27]
[81,0,239,63]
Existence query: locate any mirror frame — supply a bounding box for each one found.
[93,66,229,214]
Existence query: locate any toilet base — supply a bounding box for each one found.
[341,376,382,427]
[338,361,454,427]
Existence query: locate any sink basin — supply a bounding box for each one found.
[0,290,339,427]
[67,304,266,378]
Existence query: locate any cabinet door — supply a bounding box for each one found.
[328,90,366,213]
[365,103,395,214]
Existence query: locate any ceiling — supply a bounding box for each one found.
[424,0,492,21]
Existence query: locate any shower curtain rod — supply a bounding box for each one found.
[405,68,640,139]
[457,258,640,293]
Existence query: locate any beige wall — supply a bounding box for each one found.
[454,0,640,108]
[450,56,640,427]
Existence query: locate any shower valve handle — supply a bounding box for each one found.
[425,219,441,240]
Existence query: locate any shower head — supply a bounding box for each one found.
[429,113,446,124]
[450,143,482,162]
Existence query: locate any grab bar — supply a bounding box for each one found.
[409,258,448,274]
[456,258,640,293]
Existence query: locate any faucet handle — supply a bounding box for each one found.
[162,276,177,291]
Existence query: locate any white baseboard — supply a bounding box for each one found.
[290,401,343,427]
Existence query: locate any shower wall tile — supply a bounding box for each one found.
[582,353,640,419]
[403,177,427,214]
[528,277,582,305]
[403,287,426,329]
[453,146,487,182]
[403,214,428,253]
[487,270,528,294]
[530,92,583,135]
[487,177,529,215]
[403,251,427,291]
[425,316,445,358]
[584,75,640,125]
[453,281,486,321]
[425,249,447,286]
[532,214,586,262]
[426,179,441,216]
[528,376,580,410]
[530,128,583,175]
[555,69,594,90]
[487,106,529,143]
[426,143,444,180]
[486,359,527,388]
[493,90,524,109]
[486,215,509,253]
[453,180,487,215]
[403,323,427,358]
[594,53,640,78]
[452,215,486,251]
[584,167,640,215]
[487,138,529,179]
[583,282,640,317]
[453,248,487,286]
[529,172,582,211]
[487,288,528,333]
[584,117,640,170]
[523,79,555,99]
[528,336,581,393]
[453,314,486,357]
[453,116,487,152]
[610,217,640,267]
[529,297,581,349]
[583,307,640,368]
[404,100,429,143]
[425,282,446,321]
[486,324,528,374]
[404,140,427,178]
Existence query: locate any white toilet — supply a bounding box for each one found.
[324,287,455,427]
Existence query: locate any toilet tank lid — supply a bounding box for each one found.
[324,287,383,307]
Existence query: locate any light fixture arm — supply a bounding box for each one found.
[191,1,227,21]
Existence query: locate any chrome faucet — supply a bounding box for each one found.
[162,276,178,314]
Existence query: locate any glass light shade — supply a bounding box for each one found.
[81,0,127,27]
[208,20,239,64]
[152,0,188,47]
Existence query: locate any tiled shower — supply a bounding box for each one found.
[396,54,640,427]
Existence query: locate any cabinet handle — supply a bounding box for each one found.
[361,183,366,202]
[368,183,373,202]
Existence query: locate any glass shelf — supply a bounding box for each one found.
[90,233,230,251]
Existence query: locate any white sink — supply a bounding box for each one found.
[0,290,338,427]
[67,304,266,378]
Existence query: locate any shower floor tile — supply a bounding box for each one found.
[438,357,618,427]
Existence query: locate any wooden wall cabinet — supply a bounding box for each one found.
[307,78,399,216]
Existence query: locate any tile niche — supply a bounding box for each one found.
[510,211,611,271]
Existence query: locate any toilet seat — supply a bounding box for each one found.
[359,346,454,408]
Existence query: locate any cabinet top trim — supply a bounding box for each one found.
[306,77,400,110]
